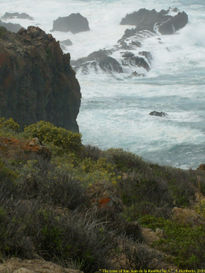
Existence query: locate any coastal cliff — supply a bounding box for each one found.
[0,26,81,132]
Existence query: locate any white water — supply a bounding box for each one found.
[1,0,205,169]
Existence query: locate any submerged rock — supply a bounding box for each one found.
[2,12,33,20]
[0,26,81,132]
[60,39,73,51]
[72,49,123,73]
[60,38,72,46]
[52,13,90,33]
[0,20,22,32]
[149,111,167,117]
[120,8,188,35]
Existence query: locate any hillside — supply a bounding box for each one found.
[0,118,205,272]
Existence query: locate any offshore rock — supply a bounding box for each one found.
[149,111,167,117]
[0,20,22,32]
[72,8,188,76]
[2,12,33,20]
[52,13,90,33]
[0,26,81,132]
[120,8,188,35]
[60,38,73,51]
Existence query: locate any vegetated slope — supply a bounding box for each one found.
[0,118,205,272]
[0,26,81,132]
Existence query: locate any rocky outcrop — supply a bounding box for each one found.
[2,12,33,20]
[0,20,22,32]
[71,8,188,76]
[120,8,188,35]
[0,26,81,132]
[0,258,83,273]
[52,13,90,33]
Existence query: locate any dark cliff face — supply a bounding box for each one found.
[0,26,81,132]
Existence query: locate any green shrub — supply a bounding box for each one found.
[18,159,88,210]
[24,121,82,153]
[0,199,114,273]
[138,214,205,268]
[0,27,7,39]
[0,117,20,132]
[104,148,146,172]
[0,159,18,199]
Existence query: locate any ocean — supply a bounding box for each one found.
[1,0,205,169]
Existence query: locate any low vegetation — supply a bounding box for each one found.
[0,117,205,272]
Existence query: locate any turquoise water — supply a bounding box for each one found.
[0,0,205,168]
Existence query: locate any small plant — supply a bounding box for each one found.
[0,117,20,132]
[24,121,82,153]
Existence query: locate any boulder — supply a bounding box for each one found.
[141,227,161,244]
[0,258,83,273]
[52,13,90,33]
[2,12,33,20]
[0,20,22,32]
[0,26,81,132]
[149,111,167,117]
[120,8,188,35]
[172,207,205,226]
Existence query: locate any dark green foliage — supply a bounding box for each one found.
[104,148,146,172]
[138,214,205,268]
[0,159,18,199]
[0,27,7,39]
[17,158,88,210]
[0,117,20,133]
[0,200,114,272]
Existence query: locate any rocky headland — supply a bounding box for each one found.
[0,26,81,132]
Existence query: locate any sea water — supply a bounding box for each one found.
[1,0,205,169]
